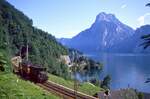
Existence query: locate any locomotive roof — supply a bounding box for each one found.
[22,61,46,69]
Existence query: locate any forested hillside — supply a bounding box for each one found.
[0,0,69,78]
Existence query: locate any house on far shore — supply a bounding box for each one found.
[60,55,72,67]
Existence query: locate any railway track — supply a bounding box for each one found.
[11,57,99,99]
[37,81,98,99]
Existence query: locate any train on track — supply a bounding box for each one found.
[11,56,48,83]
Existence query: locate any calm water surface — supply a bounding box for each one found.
[78,53,150,93]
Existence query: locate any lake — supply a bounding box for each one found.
[77,53,150,93]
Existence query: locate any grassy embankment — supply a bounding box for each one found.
[48,74,104,96]
[0,72,59,99]
[0,72,103,99]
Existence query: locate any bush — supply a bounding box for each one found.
[101,75,111,90]
[138,92,144,99]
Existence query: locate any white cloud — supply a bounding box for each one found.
[121,4,127,9]
[137,13,150,26]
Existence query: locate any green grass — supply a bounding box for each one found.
[0,72,59,99]
[48,74,104,96]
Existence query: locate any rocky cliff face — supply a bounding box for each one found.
[58,12,150,55]
[58,12,135,54]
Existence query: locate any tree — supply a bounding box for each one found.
[141,3,150,84]
[145,78,150,83]
[146,3,150,7]
[141,3,150,49]
[0,52,7,71]
[141,34,150,49]
[138,92,144,99]
[101,75,111,89]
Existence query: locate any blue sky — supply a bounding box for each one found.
[7,0,150,38]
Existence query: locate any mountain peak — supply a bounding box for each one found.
[95,12,119,23]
